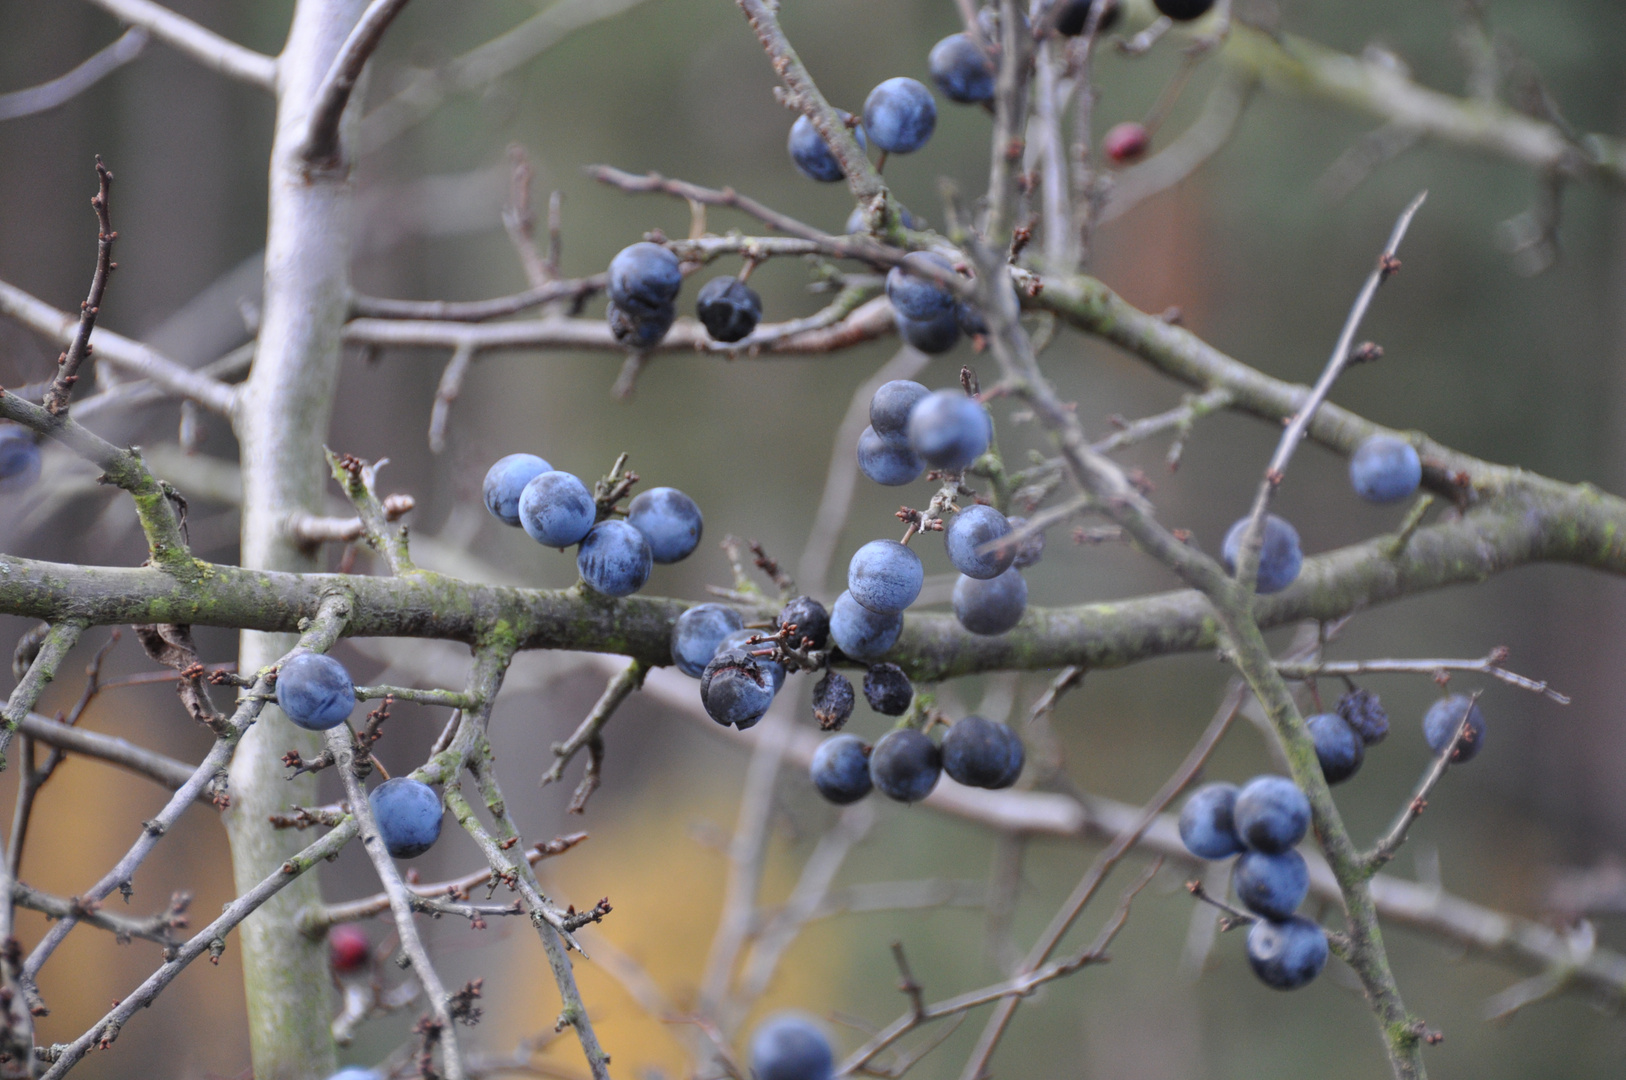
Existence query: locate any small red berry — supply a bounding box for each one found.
[329,924,370,973]
[1103,122,1149,165]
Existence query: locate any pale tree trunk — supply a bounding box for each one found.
[224,2,364,1077]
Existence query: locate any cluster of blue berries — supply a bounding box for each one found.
[0,425,42,495]
[810,714,1024,807]
[483,452,701,597]
[604,241,763,350]
[672,594,827,729]
[1179,775,1328,990]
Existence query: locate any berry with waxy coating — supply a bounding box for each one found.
[329,924,370,973]
[1350,434,1422,503]
[952,568,1027,636]
[871,380,931,439]
[830,591,902,660]
[1423,694,1486,762]
[863,663,913,716]
[700,647,776,729]
[1004,515,1046,568]
[519,471,595,549]
[863,77,937,154]
[1233,775,1311,854]
[1178,782,1244,859]
[1235,849,1310,920]
[778,595,831,650]
[576,520,652,597]
[812,671,856,729]
[607,299,676,347]
[1053,0,1121,35]
[627,486,702,564]
[1221,514,1303,595]
[1337,688,1389,745]
[870,728,942,803]
[858,426,925,487]
[1246,916,1329,990]
[369,777,443,859]
[1103,121,1149,164]
[941,715,1025,789]
[895,308,962,354]
[886,253,957,322]
[945,503,1016,579]
[811,734,872,804]
[607,242,681,318]
[276,652,355,731]
[908,389,990,470]
[671,603,744,678]
[928,34,995,104]
[1307,711,1365,784]
[482,453,552,526]
[722,628,784,694]
[788,113,865,183]
[696,277,762,343]
[1155,0,1216,21]
[848,539,923,615]
[750,1013,834,1080]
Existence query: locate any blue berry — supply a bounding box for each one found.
[945,504,1015,579]
[700,647,776,729]
[1350,435,1421,503]
[940,715,1024,789]
[607,300,676,347]
[519,471,596,549]
[750,1013,834,1080]
[863,77,937,154]
[1053,0,1121,35]
[608,242,681,318]
[1221,514,1303,595]
[369,777,443,859]
[1155,0,1216,21]
[627,486,702,564]
[908,389,990,470]
[1004,515,1045,568]
[886,253,956,321]
[829,590,903,660]
[847,539,923,615]
[928,34,995,104]
[956,301,989,338]
[1337,688,1389,745]
[952,568,1027,636]
[862,663,913,716]
[1423,694,1486,763]
[788,113,864,183]
[275,652,355,731]
[482,453,551,526]
[722,628,785,694]
[696,277,761,343]
[671,603,744,678]
[1178,782,1244,859]
[327,1070,381,1080]
[0,427,42,494]
[576,520,653,597]
[870,728,941,803]
[1246,916,1328,990]
[778,595,831,650]
[811,734,872,804]
[1233,775,1311,854]
[1307,711,1364,784]
[1234,849,1310,921]
[871,380,931,439]
[858,426,925,487]
[895,308,961,354]
[812,671,856,729]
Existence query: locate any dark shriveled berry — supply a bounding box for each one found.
[1337,688,1389,745]
[812,671,856,730]
[862,663,913,716]
[778,595,831,650]
[870,728,941,803]
[696,277,762,343]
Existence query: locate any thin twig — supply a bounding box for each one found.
[1362,691,1483,874]
[1277,651,1569,704]
[542,659,647,804]
[350,276,606,322]
[0,28,149,121]
[302,0,415,166]
[44,158,117,416]
[85,0,276,89]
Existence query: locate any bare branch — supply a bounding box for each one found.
[351,276,605,322]
[302,0,414,167]
[541,659,646,807]
[85,0,276,89]
[44,156,116,414]
[1362,691,1483,874]
[0,28,149,121]
[1278,650,1570,704]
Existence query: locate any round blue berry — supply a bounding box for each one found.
[870,728,941,803]
[871,380,931,439]
[1235,849,1310,921]
[858,426,924,487]
[830,590,902,660]
[518,471,595,548]
[1307,711,1364,784]
[848,540,923,615]
[696,277,762,343]
[627,486,702,564]
[952,568,1027,636]
[1178,783,1244,859]
[0,427,42,494]
[327,1069,381,1080]
[811,734,872,805]
[1233,775,1311,854]
[945,504,1015,580]
[1004,515,1045,568]
[929,33,995,104]
[369,777,442,859]
[670,603,744,678]
[722,628,785,694]
[750,1013,834,1080]
[1221,514,1303,594]
[1338,688,1389,745]
[908,390,990,471]
[576,520,653,597]
[482,453,551,526]
[1423,694,1486,762]
[863,77,937,154]
[275,652,355,731]
[941,715,1024,789]
[788,113,865,183]
[1350,434,1422,503]
[607,299,676,348]
[700,647,776,729]
[895,308,962,354]
[1246,916,1328,990]
[886,253,956,322]
[778,595,831,650]
[608,242,681,318]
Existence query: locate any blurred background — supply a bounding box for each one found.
[3,0,1626,1076]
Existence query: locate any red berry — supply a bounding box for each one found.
[329,924,370,972]
[1104,122,1149,164]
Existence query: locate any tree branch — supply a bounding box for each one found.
[85,0,277,90]
[44,158,118,416]
[301,0,413,166]
[0,28,149,121]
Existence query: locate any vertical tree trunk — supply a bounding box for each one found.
[224,3,364,1076]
